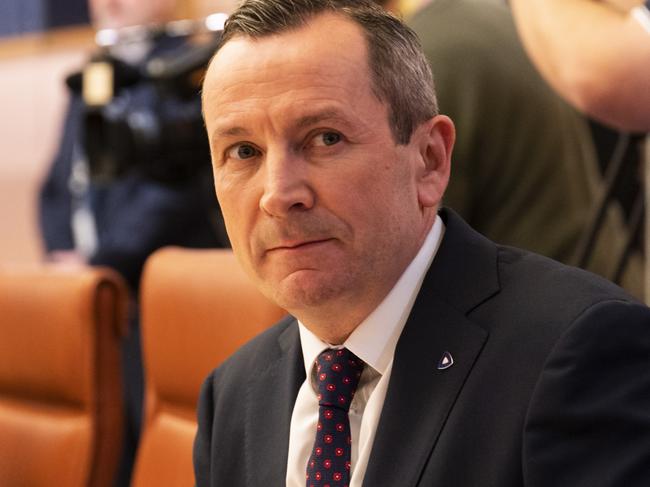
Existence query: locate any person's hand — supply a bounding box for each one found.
[46,250,88,270]
[605,0,644,12]
[510,0,650,131]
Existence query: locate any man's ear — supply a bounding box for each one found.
[414,114,455,209]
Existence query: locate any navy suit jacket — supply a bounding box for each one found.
[194,208,650,486]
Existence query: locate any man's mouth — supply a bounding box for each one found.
[268,238,335,252]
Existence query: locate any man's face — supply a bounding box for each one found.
[89,0,176,29]
[203,13,450,325]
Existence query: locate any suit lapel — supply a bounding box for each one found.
[244,320,305,487]
[363,208,500,487]
[362,293,488,486]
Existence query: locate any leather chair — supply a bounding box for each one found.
[0,265,129,487]
[131,248,286,487]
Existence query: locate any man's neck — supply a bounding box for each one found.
[293,293,389,345]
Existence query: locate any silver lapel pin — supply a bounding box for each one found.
[437,351,454,370]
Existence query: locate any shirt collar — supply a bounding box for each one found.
[299,215,445,377]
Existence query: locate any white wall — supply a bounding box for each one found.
[0,41,89,264]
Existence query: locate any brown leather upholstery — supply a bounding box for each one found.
[132,247,286,487]
[0,265,128,487]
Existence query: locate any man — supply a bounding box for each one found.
[509,0,649,302]
[195,1,650,485]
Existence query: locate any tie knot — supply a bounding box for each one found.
[314,348,364,412]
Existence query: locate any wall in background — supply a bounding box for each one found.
[0,0,240,39]
[0,27,93,265]
[46,0,90,29]
[0,0,89,38]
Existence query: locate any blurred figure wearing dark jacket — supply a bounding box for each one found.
[38,1,223,484]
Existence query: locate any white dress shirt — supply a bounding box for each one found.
[286,216,444,486]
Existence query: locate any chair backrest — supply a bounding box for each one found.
[132,247,286,487]
[0,264,128,487]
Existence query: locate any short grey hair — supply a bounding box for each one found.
[217,0,437,144]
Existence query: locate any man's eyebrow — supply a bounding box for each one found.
[294,110,349,130]
[213,126,251,138]
[211,109,351,141]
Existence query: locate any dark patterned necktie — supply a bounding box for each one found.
[306,348,365,487]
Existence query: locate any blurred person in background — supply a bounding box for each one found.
[509,1,649,290]
[39,0,223,288]
[510,0,650,133]
[378,0,644,299]
[38,0,224,484]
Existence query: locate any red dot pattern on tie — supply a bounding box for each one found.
[306,348,364,487]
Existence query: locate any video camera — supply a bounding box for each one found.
[66,14,227,184]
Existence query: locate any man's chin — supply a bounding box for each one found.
[269,270,347,312]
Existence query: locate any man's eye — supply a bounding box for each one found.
[313,132,341,147]
[227,143,259,160]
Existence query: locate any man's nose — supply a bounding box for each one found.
[259,150,315,217]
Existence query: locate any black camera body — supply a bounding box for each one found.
[68,29,222,185]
